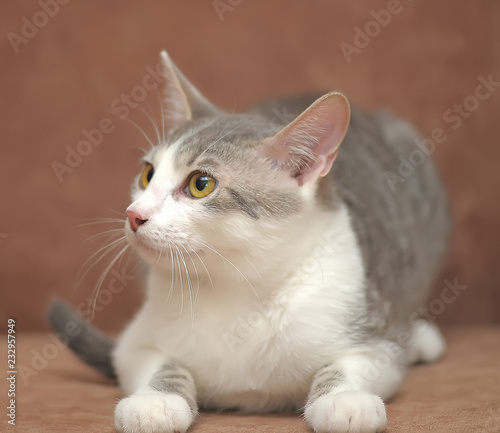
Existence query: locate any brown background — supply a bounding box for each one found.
[1,1,499,332]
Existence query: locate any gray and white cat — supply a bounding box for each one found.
[50,51,450,433]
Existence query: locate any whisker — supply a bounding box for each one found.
[139,103,162,145]
[194,240,260,301]
[121,115,156,150]
[244,256,262,280]
[74,217,124,227]
[174,247,184,318]
[87,244,129,321]
[84,228,124,243]
[182,245,201,326]
[76,236,127,290]
[196,122,248,161]
[178,246,195,326]
[181,244,200,299]
[158,86,167,144]
[106,209,127,219]
[156,248,163,266]
[152,86,167,145]
[167,247,175,303]
[189,246,214,290]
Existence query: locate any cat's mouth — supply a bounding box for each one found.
[127,235,163,258]
[126,231,205,260]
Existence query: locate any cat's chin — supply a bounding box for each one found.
[130,241,177,271]
[126,231,205,268]
[135,242,160,259]
[125,231,163,259]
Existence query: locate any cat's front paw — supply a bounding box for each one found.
[114,390,194,433]
[304,391,387,433]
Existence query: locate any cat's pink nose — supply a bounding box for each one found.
[126,210,148,232]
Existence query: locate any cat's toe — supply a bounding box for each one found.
[114,391,194,433]
[304,390,387,433]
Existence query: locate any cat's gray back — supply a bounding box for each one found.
[250,95,450,335]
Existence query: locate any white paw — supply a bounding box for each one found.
[304,391,387,433]
[114,391,194,433]
[407,320,446,364]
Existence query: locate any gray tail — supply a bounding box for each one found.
[47,299,116,380]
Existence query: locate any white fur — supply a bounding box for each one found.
[406,320,446,364]
[115,390,193,433]
[304,391,387,433]
[115,201,367,410]
[113,130,428,433]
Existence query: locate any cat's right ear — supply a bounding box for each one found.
[159,51,219,129]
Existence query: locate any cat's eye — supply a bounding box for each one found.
[188,172,217,198]
[140,163,155,189]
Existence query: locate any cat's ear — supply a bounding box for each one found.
[159,51,219,128]
[263,92,350,186]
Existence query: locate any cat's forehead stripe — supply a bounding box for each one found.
[171,115,281,169]
[194,157,220,170]
[175,124,226,167]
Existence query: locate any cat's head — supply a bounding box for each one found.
[125,51,350,271]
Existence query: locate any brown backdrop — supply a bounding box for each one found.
[1,1,499,332]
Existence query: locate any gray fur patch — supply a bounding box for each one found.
[172,114,280,169]
[47,300,116,380]
[202,185,301,220]
[307,366,345,403]
[161,112,307,221]
[149,362,198,414]
[227,188,260,219]
[158,93,450,347]
[192,157,220,171]
[251,95,450,341]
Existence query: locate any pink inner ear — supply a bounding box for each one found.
[296,148,340,186]
[296,156,326,186]
[320,149,340,177]
[281,93,350,185]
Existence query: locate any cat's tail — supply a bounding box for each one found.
[47,299,116,380]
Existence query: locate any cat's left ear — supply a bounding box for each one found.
[263,92,350,186]
[159,51,219,128]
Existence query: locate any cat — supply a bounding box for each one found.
[49,50,450,433]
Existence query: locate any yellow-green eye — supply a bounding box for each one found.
[140,163,154,189]
[188,173,217,198]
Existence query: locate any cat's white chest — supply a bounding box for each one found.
[147,263,361,410]
[115,206,365,412]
